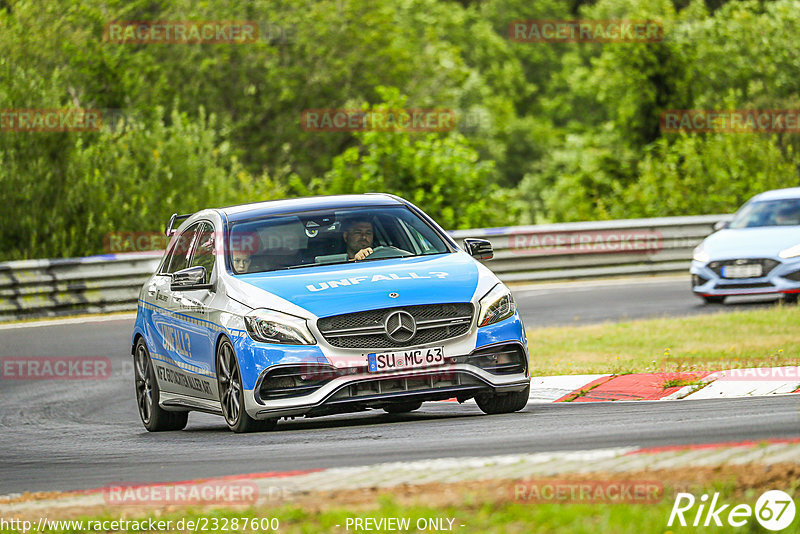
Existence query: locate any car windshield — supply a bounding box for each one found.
[728,198,800,229]
[227,206,450,274]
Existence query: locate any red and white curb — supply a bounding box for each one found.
[524,367,800,403]
[3,439,799,515]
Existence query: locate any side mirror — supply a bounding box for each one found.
[713,220,729,232]
[463,238,493,260]
[170,266,212,291]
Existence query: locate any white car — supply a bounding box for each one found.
[691,187,800,304]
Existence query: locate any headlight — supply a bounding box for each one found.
[477,284,516,327]
[692,245,710,263]
[779,244,800,259]
[244,309,316,345]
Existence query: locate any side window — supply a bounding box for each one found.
[408,226,436,253]
[163,223,200,274]
[397,219,433,254]
[187,222,216,283]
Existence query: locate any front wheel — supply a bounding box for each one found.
[783,293,799,304]
[216,337,277,433]
[134,339,188,432]
[475,384,530,415]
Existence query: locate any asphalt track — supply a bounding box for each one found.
[1,277,797,494]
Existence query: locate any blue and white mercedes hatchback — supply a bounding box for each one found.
[132,194,530,432]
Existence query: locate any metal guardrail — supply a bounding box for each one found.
[0,254,161,322]
[451,214,729,283]
[0,215,729,322]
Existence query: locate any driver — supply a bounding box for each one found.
[343,218,374,260]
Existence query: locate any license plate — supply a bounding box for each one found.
[722,264,762,278]
[367,346,444,373]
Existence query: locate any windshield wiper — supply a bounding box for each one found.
[276,260,353,270]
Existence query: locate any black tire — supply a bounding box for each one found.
[475,384,530,415]
[702,295,726,304]
[383,401,423,414]
[783,293,799,304]
[134,339,188,432]
[216,337,277,433]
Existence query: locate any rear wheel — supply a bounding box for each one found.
[134,339,188,432]
[217,337,277,433]
[702,295,725,304]
[383,401,423,414]
[475,384,530,415]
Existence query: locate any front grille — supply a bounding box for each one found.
[713,282,774,290]
[709,258,780,278]
[327,372,482,402]
[317,303,474,348]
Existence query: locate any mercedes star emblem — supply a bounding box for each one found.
[384,310,416,342]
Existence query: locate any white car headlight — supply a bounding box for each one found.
[244,309,316,345]
[477,284,516,327]
[779,244,800,259]
[693,245,710,263]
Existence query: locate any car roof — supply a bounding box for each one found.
[751,187,800,202]
[218,194,406,222]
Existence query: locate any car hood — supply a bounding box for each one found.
[701,227,800,258]
[234,253,482,317]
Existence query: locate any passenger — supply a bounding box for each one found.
[231,249,252,273]
[343,219,375,260]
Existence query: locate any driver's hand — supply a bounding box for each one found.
[354,247,373,261]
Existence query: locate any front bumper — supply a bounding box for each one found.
[247,361,529,419]
[239,309,530,420]
[245,341,530,419]
[690,257,800,297]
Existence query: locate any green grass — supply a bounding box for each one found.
[527,304,800,376]
[661,378,705,389]
[5,483,798,534]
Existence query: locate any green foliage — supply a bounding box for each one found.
[1,108,282,260]
[312,89,520,230]
[517,0,800,222]
[624,133,797,217]
[2,0,800,259]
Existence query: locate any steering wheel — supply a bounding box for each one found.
[367,246,413,259]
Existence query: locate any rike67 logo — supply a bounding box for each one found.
[668,490,796,531]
